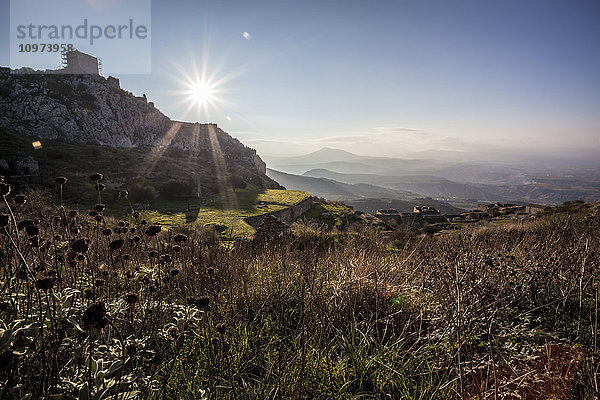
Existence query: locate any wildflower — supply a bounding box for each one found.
[55,176,68,185]
[71,238,89,253]
[82,301,107,330]
[119,189,129,198]
[14,194,27,206]
[93,204,105,213]
[124,292,139,305]
[89,173,103,181]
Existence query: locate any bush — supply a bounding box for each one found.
[129,181,159,202]
[157,179,192,197]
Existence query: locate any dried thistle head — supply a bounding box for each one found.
[124,292,139,305]
[82,301,107,330]
[109,239,124,251]
[89,173,103,182]
[173,234,188,243]
[71,238,89,253]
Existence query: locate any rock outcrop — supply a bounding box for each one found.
[0,67,278,188]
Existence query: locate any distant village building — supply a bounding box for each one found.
[526,204,549,215]
[477,202,526,217]
[375,206,446,226]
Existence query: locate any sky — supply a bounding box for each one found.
[1,0,599,159]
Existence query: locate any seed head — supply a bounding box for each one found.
[95,183,106,192]
[124,292,139,305]
[109,239,124,251]
[119,189,129,198]
[145,224,161,237]
[93,204,105,213]
[82,301,107,330]
[55,176,67,185]
[71,238,89,253]
[194,296,210,309]
[173,234,188,243]
[89,173,103,182]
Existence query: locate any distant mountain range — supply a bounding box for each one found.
[264,147,600,207]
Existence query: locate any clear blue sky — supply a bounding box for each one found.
[1,0,599,158]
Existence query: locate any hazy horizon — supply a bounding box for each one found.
[1,0,599,160]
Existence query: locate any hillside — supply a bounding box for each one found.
[0,67,280,197]
[267,168,466,214]
[304,168,499,202]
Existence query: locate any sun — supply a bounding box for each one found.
[186,80,215,107]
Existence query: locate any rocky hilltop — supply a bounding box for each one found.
[0,67,280,192]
